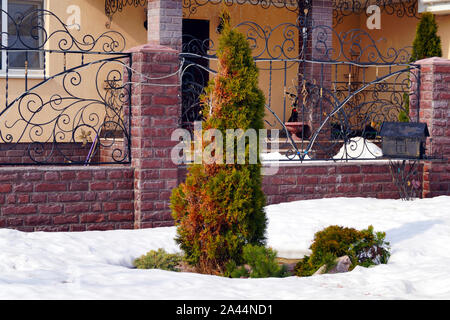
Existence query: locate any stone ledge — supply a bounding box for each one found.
[414,57,450,65]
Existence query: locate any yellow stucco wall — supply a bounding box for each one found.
[335,9,450,60]
[0,0,147,143]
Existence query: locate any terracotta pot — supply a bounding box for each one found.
[284,122,311,140]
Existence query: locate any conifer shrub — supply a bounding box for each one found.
[410,12,442,62]
[398,92,410,123]
[225,244,289,278]
[133,249,183,271]
[170,23,267,275]
[399,12,442,122]
[295,225,390,277]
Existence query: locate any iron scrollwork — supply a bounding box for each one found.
[181,16,421,161]
[333,0,420,27]
[183,0,303,17]
[105,0,148,19]
[0,8,131,165]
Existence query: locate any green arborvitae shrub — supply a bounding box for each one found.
[225,244,289,278]
[411,12,442,62]
[133,249,183,271]
[295,225,390,277]
[398,92,410,123]
[400,13,442,122]
[170,23,267,275]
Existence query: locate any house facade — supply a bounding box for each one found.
[0,1,449,231]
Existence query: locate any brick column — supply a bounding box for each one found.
[147,0,182,51]
[410,57,450,198]
[304,0,333,87]
[299,0,333,157]
[127,43,181,228]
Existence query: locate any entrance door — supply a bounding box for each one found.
[181,19,210,129]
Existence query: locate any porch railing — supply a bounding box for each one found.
[0,8,131,165]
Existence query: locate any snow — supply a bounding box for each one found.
[260,152,310,162]
[1,196,450,299]
[333,137,383,159]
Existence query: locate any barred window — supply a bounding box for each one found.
[1,0,45,71]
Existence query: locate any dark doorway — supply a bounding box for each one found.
[181,19,210,130]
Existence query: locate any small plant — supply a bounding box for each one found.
[349,226,391,267]
[133,249,183,272]
[295,225,390,277]
[225,244,289,278]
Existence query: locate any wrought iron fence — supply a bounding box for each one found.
[332,0,420,27]
[180,8,421,162]
[0,8,131,165]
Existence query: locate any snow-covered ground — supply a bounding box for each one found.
[1,196,450,300]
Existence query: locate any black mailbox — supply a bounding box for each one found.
[379,122,430,159]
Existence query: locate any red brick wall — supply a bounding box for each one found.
[0,166,134,232]
[0,143,99,165]
[261,162,409,205]
[0,160,421,232]
[178,161,413,206]
[410,57,450,197]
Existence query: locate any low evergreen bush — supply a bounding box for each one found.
[226,244,289,278]
[295,225,390,277]
[133,249,183,272]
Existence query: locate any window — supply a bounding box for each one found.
[1,0,44,73]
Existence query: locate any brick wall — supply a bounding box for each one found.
[0,166,134,232]
[263,162,416,204]
[410,57,450,197]
[178,161,411,206]
[0,143,99,165]
[0,160,422,232]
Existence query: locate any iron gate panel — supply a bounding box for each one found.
[180,6,421,162]
[0,8,131,165]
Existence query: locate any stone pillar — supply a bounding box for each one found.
[147,0,182,51]
[303,0,333,87]
[410,57,450,198]
[299,0,333,157]
[127,43,181,228]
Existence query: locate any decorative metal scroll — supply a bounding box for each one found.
[292,65,421,161]
[183,0,303,18]
[1,8,126,52]
[181,17,422,161]
[333,0,420,27]
[105,0,148,19]
[183,18,414,63]
[388,159,423,200]
[0,9,131,165]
